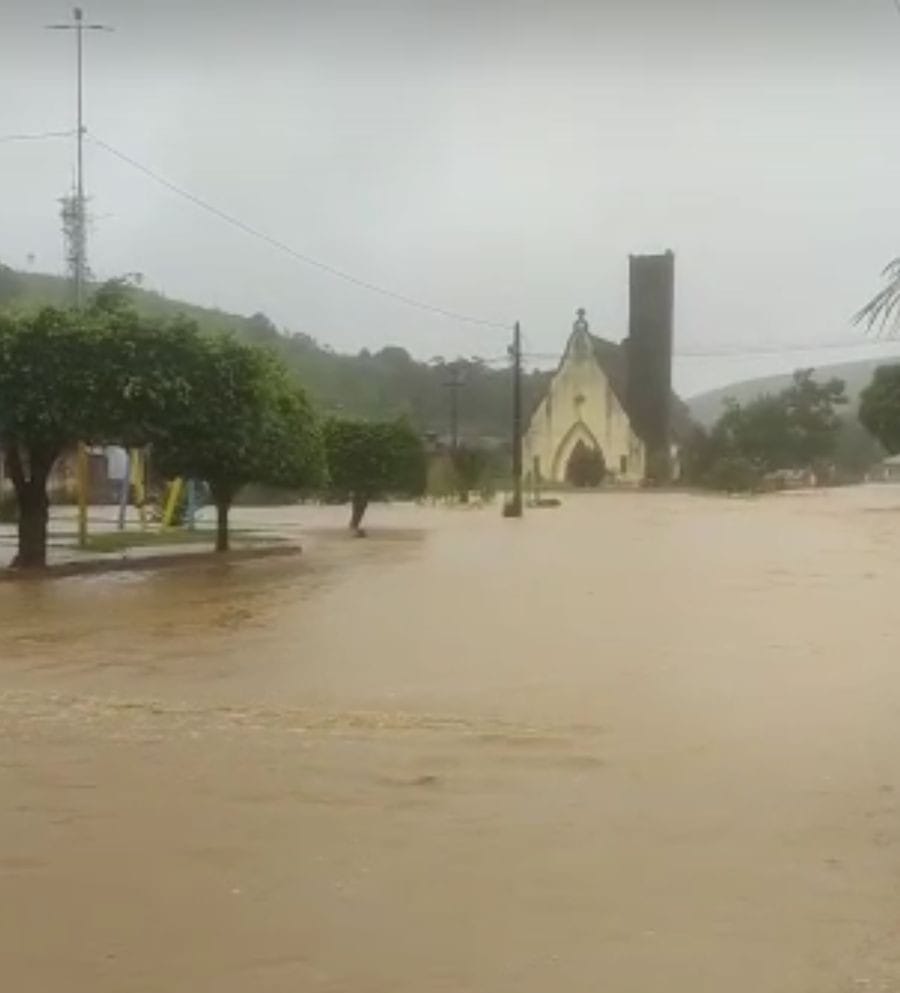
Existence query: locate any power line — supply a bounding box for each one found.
[518,337,900,363]
[88,134,512,333]
[0,129,77,144]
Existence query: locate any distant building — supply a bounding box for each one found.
[876,454,900,482]
[523,252,687,487]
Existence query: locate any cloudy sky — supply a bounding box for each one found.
[3,0,900,394]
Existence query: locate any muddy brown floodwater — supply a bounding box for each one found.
[3,490,900,992]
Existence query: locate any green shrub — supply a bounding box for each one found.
[703,456,762,493]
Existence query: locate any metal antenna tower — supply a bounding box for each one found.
[46,7,113,308]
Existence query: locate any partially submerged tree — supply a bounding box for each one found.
[323,418,426,533]
[859,364,900,456]
[153,335,324,552]
[0,306,199,568]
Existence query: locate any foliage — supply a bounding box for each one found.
[323,417,426,531]
[855,258,900,337]
[426,453,459,502]
[0,265,23,305]
[152,335,325,551]
[451,445,493,502]
[0,267,550,440]
[832,415,885,481]
[703,456,763,494]
[565,441,606,487]
[0,305,201,567]
[684,369,847,492]
[859,364,900,455]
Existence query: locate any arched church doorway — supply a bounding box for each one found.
[565,440,606,487]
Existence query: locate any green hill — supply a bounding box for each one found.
[687,357,900,427]
[0,264,550,444]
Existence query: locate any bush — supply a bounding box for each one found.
[703,456,762,493]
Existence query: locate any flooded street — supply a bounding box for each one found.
[3,489,900,992]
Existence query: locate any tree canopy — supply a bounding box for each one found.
[152,334,325,551]
[323,417,426,532]
[683,369,848,490]
[0,305,201,567]
[0,299,324,565]
[859,364,900,456]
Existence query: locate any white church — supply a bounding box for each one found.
[523,252,681,487]
[523,309,647,485]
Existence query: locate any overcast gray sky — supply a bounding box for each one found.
[3,0,900,395]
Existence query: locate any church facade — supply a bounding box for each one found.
[523,311,646,485]
[523,252,678,487]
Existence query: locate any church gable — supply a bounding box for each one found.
[523,309,645,485]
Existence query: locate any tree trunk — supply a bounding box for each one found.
[349,493,368,535]
[14,488,49,569]
[6,446,52,570]
[215,499,230,553]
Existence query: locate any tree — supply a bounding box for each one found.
[0,306,200,568]
[832,415,885,481]
[693,370,847,491]
[451,445,489,503]
[565,441,606,487]
[153,335,324,552]
[323,418,426,533]
[780,369,847,469]
[859,364,900,455]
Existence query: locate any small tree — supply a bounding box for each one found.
[323,418,426,533]
[859,364,900,455]
[451,445,489,503]
[0,306,199,568]
[153,336,324,552]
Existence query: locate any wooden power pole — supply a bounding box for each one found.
[507,321,524,517]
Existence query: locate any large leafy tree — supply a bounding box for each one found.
[687,369,847,490]
[323,418,426,532]
[152,335,324,552]
[859,364,900,455]
[0,306,199,568]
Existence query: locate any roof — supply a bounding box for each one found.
[588,334,694,443]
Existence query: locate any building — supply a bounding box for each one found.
[876,454,900,482]
[523,251,684,487]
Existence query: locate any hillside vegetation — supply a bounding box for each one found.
[688,357,900,427]
[0,264,550,443]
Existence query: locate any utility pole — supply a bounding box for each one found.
[443,362,465,451]
[47,7,112,308]
[506,321,524,517]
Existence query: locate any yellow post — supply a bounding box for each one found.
[130,449,146,530]
[76,442,89,548]
[161,478,183,529]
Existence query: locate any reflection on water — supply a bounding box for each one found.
[3,489,900,992]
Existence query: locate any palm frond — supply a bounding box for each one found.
[854,257,900,338]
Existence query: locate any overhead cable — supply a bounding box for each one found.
[89,134,512,332]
